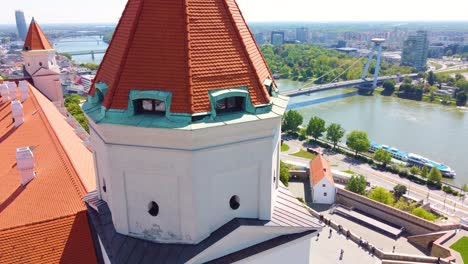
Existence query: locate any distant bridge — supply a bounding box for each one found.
[280,74,418,97]
[67,49,107,56]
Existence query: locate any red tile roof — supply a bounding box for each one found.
[0,84,96,263]
[23,19,53,51]
[309,154,334,186]
[91,0,274,114]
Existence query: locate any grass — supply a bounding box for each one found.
[281,143,290,152]
[438,68,468,75]
[450,236,468,263]
[342,170,356,175]
[291,149,316,159]
[429,61,443,70]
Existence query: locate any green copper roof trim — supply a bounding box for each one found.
[83,85,274,129]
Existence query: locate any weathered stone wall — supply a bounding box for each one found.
[336,188,443,235]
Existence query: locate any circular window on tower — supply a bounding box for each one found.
[148,201,159,217]
[229,195,240,210]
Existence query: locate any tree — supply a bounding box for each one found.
[345,175,367,195]
[382,79,395,96]
[456,91,467,106]
[282,110,303,133]
[410,166,421,176]
[306,116,326,142]
[346,130,370,156]
[462,184,468,193]
[427,71,436,86]
[394,197,415,212]
[412,207,436,221]
[393,184,407,199]
[373,149,392,168]
[428,167,442,183]
[326,123,345,149]
[279,161,290,187]
[79,63,99,71]
[421,166,429,178]
[368,187,395,205]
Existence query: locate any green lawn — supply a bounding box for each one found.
[450,237,468,263]
[342,170,356,175]
[291,149,316,159]
[438,68,468,75]
[281,143,290,152]
[429,62,442,70]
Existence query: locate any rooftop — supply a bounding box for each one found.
[0,83,96,263]
[23,19,53,51]
[310,154,334,187]
[91,0,275,115]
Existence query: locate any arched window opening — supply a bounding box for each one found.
[148,201,159,217]
[135,99,166,115]
[216,97,245,114]
[39,62,43,67]
[229,195,240,210]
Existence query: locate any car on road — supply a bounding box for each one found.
[307,147,319,155]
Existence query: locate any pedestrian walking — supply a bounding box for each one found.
[339,249,344,260]
[316,233,320,241]
[392,245,395,253]
[329,228,332,238]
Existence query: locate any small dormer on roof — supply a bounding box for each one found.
[88,0,277,119]
[23,18,53,51]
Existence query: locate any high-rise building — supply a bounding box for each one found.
[15,10,28,41]
[271,31,285,45]
[296,27,308,43]
[254,32,265,45]
[401,30,429,71]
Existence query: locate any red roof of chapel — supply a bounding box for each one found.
[23,19,53,51]
[91,0,274,114]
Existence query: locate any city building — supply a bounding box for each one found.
[80,74,95,92]
[401,30,429,71]
[296,27,309,43]
[22,18,63,103]
[15,10,28,41]
[271,31,285,45]
[254,32,265,45]
[310,155,336,204]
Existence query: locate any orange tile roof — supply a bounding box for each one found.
[0,84,96,263]
[309,154,334,186]
[91,0,274,114]
[23,19,53,51]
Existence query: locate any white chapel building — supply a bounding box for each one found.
[82,0,322,263]
[310,154,336,205]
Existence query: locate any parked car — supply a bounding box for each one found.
[307,148,319,155]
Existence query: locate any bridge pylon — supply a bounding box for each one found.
[361,38,385,91]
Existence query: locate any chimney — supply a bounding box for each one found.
[0,83,9,103]
[19,81,28,102]
[16,147,36,186]
[7,81,17,101]
[11,101,24,127]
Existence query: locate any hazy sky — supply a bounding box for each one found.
[2,0,468,24]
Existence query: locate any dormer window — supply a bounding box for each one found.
[215,96,245,114]
[136,99,166,115]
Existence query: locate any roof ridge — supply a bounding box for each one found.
[28,86,88,198]
[102,0,145,106]
[230,0,278,90]
[184,0,194,113]
[221,0,270,104]
[0,213,79,232]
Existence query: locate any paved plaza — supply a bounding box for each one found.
[309,226,381,264]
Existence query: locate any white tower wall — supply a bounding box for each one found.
[89,116,282,244]
[22,50,59,76]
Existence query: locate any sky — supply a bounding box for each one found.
[1,0,468,24]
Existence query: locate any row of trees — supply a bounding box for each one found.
[282,110,371,156]
[260,44,413,83]
[345,177,437,221]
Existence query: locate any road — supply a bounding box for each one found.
[281,139,468,222]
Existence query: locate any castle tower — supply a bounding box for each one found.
[84,0,321,262]
[22,18,63,102]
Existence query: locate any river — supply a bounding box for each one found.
[53,36,108,64]
[276,79,468,187]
